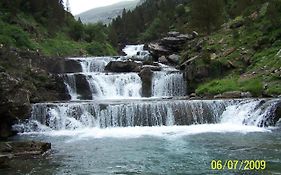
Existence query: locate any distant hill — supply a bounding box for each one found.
[76,0,141,24]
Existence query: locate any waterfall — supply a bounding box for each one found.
[17,99,280,133]
[86,73,142,99]
[67,57,114,72]
[20,100,229,131]
[152,72,186,97]
[122,44,150,60]
[16,45,280,135]
[63,74,78,100]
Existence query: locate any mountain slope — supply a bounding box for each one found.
[76,0,141,24]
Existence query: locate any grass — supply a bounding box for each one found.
[0,13,117,57]
[196,76,264,96]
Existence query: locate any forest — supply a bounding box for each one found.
[0,0,116,56]
[109,0,281,96]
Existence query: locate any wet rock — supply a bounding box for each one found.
[105,61,142,72]
[0,155,10,169]
[64,59,82,73]
[190,93,197,98]
[167,31,180,37]
[148,31,195,59]
[159,56,169,64]
[139,68,153,97]
[0,141,51,169]
[7,141,51,156]
[75,74,92,100]
[192,31,199,37]
[0,73,32,138]
[241,92,253,98]
[219,91,242,99]
[148,43,170,58]
[257,100,281,127]
[142,65,161,71]
[167,54,180,64]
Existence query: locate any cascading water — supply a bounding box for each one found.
[152,72,186,97]
[63,74,78,100]
[122,44,150,60]
[18,45,280,133]
[86,73,142,99]
[10,45,281,175]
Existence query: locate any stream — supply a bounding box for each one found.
[2,45,281,175]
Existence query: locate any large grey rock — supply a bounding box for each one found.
[139,68,153,97]
[64,59,82,73]
[75,74,92,100]
[105,61,142,72]
[158,56,169,64]
[167,54,180,64]
[0,73,31,138]
[142,65,161,71]
[215,91,242,99]
[7,141,51,156]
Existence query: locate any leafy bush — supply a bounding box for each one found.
[86,41,116,56]
[0,21,33,48]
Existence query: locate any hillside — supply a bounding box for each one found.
[76,0,141,24]
[0,0,117,138]
[109,0,281,97]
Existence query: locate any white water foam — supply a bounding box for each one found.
[122,44,150,60]
[68,57,114,72]
[86,72,142,99]
[22,124,270,140]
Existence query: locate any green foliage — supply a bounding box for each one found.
[196,76,264,96]
[0,20,33,48]
[68,18,85,41]
[86,41,117,56]
[0,1,117,57]
[190,0,225,34]
[84,23,107,43]
[239,78,263,96]
[196,77,239,95]
[111,0,181,43]
[139,16,169,41]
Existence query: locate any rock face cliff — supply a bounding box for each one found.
[0,47,69,139]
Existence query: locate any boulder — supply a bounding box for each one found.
[7,141,51,156]
[241,92,253,98]
[64,59,82,73]
[148,43,170,58]
[0,141,51,169]
[105,61,142,72]
[142,65,161,71]
[139,68,153,97]
[260,100,281,127]
[216,91,242,99]
[158,56,169,64]
[0,155,10,169]
[167,31,180,37]
[167,54,180,64]
[75,74,92,100]
[0,73,32,138]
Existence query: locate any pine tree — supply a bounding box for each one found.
[190,0,225,35]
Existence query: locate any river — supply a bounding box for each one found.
[2,45,281,175]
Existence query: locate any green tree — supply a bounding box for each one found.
[69,18,84,41]
[190,0,225,34]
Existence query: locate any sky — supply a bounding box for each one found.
[68,0,136,15]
